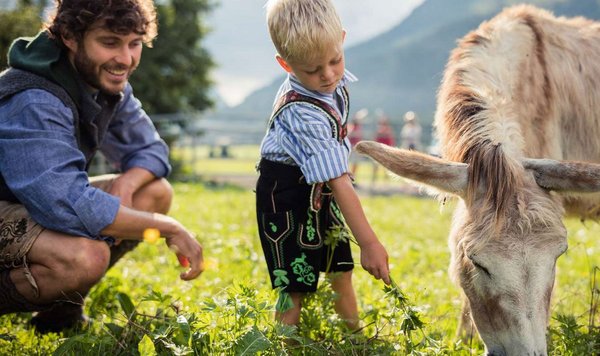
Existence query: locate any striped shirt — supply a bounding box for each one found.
[260,70,357,184]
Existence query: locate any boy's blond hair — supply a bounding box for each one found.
[266,0,343,64]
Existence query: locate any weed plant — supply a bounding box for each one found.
[0,183,598,355]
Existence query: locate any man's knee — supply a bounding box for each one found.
[134,178,173,214]
[56,239,110,290]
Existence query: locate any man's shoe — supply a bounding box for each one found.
[30,302,88,333]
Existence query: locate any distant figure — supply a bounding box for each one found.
[400,111,422,151]
[374,112,396,147]
[348,108,368,177]
[371,111,396,184]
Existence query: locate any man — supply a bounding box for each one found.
[0,0,203,332]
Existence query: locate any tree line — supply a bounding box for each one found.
[0,0,214,115]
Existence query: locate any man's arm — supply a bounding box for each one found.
[328,173,390,284]
[101,206,203,281]
[0,90,121,238]
[101,84,171,179]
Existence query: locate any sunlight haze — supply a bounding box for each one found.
[205,0,426,107]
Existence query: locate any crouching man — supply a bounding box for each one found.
[0,0,203,332]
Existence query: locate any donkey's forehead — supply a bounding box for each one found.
[466,227,568,260]
[463,183,565,232]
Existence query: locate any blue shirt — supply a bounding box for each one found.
[0,83,170,239]
[260,70,357,184]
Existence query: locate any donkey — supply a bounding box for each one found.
[357,5,600,355]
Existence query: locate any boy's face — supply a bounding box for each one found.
[278,42,345,94]
[63,24,143,95]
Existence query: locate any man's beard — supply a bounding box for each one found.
[73,46,132,96]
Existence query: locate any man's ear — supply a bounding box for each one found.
[275,55,293,73]
[61,35,78,53]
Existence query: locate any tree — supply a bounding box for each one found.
[130,0,215,115]
[0,5,42,70]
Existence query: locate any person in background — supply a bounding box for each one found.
[371,110,396,184]
[256,0,390,330]
[347,108,368,179]
[0,0,203,333]
[400,111,422,151]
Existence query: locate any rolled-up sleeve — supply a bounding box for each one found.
[275,106,349,184]
[101,84,171,178]
[0,90,120,238]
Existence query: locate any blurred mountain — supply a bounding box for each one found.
[210,0,600,143]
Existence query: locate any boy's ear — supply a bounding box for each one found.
[342,29,346,42]
[276,55,293,73]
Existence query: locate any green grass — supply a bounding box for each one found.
[0,183,598,355]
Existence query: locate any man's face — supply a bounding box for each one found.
[66,26,143,95]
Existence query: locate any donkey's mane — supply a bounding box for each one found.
[432,8,558,234]
[437,50,521,227]
[435,4,579,246]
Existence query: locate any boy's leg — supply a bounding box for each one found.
[275,292,304,326]
[328,271,359,330]
[322,198,358,330]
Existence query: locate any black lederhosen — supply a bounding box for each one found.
[256,159,354,293]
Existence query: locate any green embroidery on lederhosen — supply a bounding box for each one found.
[273,269,290,288]
[330,201,345,225]
[291,253,316,286]
[298,207,322,249]
[262,212,294,269]
[305,211,316,242]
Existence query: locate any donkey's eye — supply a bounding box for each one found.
[472,261,492,278]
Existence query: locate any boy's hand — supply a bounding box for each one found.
[360,240,391,285]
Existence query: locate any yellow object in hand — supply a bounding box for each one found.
[143,228,161,243]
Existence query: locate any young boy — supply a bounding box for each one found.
[256,0,391,329]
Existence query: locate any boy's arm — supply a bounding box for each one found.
[328,173,391,284]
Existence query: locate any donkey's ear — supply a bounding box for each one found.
[523,158,600,192]
[355,141,468,196]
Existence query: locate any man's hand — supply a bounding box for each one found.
[109,168,156,208]
[164,225,204,281]
[108,176,136,207]
[102,208,204,281]
[360,240,391,285]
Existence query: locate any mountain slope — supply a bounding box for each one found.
[218,0,600,143]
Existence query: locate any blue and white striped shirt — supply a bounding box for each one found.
[260,70,357,184]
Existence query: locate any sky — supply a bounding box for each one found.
[204,0,426,106]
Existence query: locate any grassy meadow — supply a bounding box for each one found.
[0,147,598,355]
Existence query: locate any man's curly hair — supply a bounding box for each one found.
[45,0,158,46]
